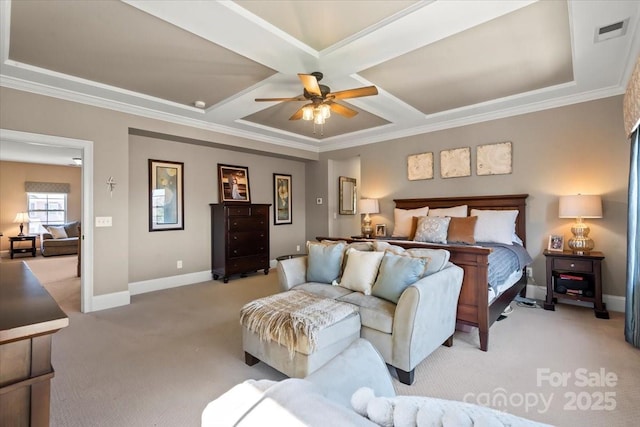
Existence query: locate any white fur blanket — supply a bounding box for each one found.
[240,290,358,358]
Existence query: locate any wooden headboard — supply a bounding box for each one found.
[393,194,529,247]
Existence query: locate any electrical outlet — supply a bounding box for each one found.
[526,267,533,278]
[296,245,300,252]
[177,260,183,269]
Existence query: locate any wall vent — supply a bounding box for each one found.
[594,18,629,43]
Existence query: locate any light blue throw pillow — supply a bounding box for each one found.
[307,242,347,283]
[372,253,427,303]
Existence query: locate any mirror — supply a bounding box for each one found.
[339,176,357,215]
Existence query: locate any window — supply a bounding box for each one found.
[27,192,67,234]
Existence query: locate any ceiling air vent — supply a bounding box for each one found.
[594,18,628,43]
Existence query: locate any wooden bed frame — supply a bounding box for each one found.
[392,194,529,351]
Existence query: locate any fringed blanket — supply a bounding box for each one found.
[240,290,358,359]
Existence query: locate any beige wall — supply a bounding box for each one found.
[0,86,630,304]
[311,96,629,297]
[0,87,309,302]
[128,134,306,282]
[0,161,81,252]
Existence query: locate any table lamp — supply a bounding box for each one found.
[358,199,379,238]
[558,195,602,254]
[13,212,30,236]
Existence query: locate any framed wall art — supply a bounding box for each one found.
[274,173,292,225]
[149,159,184,232]
[407,152,434,181]
[218,164,250,203]
[477,141,512,176]
[440,147,471,178]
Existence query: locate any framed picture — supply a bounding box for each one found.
[548,234,564,252]
[407,152,434,181]
[375,224,387,237]
[477,141,512,176]
[218,164,250,203]
[149,159,184,232]
[273,173,292,225]
[440,147,471,178]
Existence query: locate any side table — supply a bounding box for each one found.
[9,235,37,259]
[543,250,608,319]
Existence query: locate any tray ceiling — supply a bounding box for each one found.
[1,0,639,154]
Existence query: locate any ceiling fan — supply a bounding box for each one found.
[255,72,378,126]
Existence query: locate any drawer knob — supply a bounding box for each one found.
[570,263,575,268]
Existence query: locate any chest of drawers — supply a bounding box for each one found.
[210,203,270,283]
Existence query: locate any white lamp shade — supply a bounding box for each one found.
[559,195,602,218]
[13,212,30,223]
[358,199,379,214]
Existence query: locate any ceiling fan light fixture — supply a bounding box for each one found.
[302,105,314,121]
[320,103,331,119]
[313,113,325,125]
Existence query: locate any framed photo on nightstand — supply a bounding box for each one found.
[548,234,564,252]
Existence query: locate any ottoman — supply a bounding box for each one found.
[241,290,361,378]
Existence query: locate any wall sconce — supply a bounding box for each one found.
[559,194,603,254]
[358,199,379,238]
[13,212,30,236]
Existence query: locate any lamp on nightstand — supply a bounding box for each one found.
[13,212,30,236]
[559,195,602,254]
[358,199,379,238]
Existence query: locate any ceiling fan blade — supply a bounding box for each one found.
[289,106,306,120]
[255,95,306,102]
[328,101,358,118]
[298,73,321,97]
[329,86,378,100]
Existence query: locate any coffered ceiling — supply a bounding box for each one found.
[1,0,639,154]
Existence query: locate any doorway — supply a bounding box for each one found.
[0,129,94,312]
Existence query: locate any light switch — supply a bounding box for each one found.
[95,216,112,227]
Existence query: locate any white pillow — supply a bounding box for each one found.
[413,216,451,244]
[392,207,429,237]
[334,249,384,295]
[428,204,468,217]
[47,225,68,239]
[470,209,518,245]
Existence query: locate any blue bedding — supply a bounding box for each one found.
[480,242,533,291]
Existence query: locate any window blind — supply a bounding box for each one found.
[25,182,70,193]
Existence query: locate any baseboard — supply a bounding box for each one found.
[527,284,625,313]
[129,270,212,296]
[91,290,130,312]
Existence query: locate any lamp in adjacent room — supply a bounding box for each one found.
[358,199,379,238]
[558,195,603,254]
[13,212,30,236]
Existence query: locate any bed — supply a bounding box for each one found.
[392,194,530,351]
[320,193,530,352]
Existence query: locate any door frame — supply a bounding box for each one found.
[0,129,94,312]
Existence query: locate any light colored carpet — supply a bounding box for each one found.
[34,268,640,426]
[24,255,81,314]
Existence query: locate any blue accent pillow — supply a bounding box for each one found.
[307,242,346,283]
[372,253,427,303]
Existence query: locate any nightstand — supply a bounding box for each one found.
[9,235,37,259]
[543,250,608,319]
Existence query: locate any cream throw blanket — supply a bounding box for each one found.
[240,290,358,358]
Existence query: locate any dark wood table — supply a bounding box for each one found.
[543,250,608,319]
[9,235,37,259]
[0,262,69,426]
